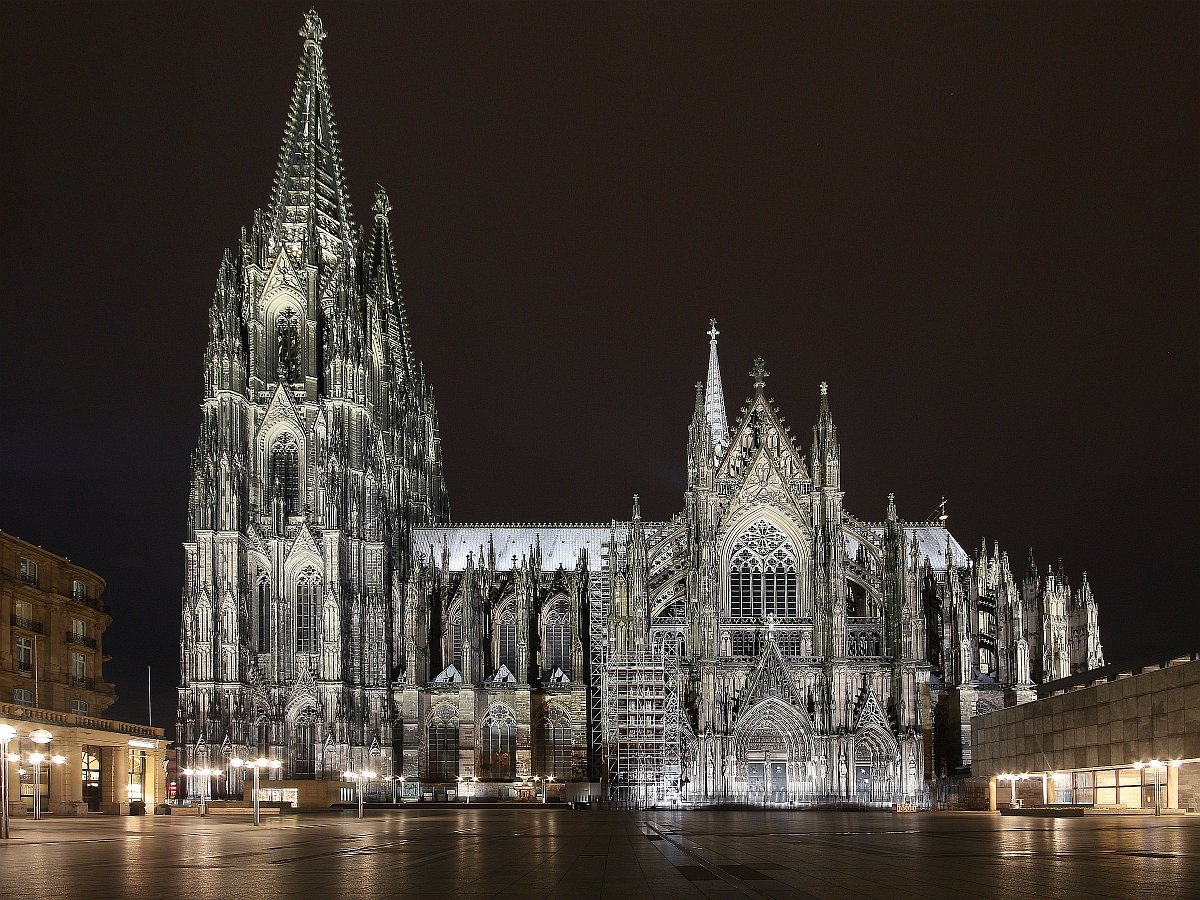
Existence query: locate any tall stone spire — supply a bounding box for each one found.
[268,10,355,268]
[704,319,730,455]
[367,185,416,383]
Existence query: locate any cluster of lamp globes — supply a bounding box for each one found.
[997,758,1183,781]
[0,725,66,768]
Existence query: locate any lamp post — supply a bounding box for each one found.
[343,769,376,819]
[183,766,221,815]
[231,756,282,826]
[0,723,15,839]
[1147,760,1165,816]
[545,775,554,804]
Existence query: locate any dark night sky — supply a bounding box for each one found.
[2,2,1196,731]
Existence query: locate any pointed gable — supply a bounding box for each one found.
[260,382,305,440]
[741,633,802,708]
[715,393,811,513]
[852,688,890,732]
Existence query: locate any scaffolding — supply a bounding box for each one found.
[586,557,610,784]
[603,651,685,805]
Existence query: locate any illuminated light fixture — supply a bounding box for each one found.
[128,739,156,749]
[1133,761,1145,770]
[50,755,65,765]
[0,724,15,743]
[28,752,44,765]
[1170,760,1182,768]
[28,729,53,745]
[1149,759,1164,770]
[231,757,245,767]
[5,753,18,763]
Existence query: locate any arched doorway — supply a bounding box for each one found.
[731,698,814,800]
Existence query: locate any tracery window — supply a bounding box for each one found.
[427,720,459,783]
[275,308,302,383]
[728,521,799,618]
[497,607,517,674]
[270,433,301,514]
[536,707,574,781]
[543,600,571,676]
[295,568,321,653]
[479,706,516,780]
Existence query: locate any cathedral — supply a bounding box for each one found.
[177,12,1104,806]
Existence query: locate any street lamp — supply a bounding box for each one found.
[1147,760,1165,816]
[457,775,477,804]
[182,767,222,815]
[391,774,405,805]
[545,775,554,804]
[343,769,376,819]
[231,756,282,826]
[0,723,15,839]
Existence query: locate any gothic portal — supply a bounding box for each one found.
[178,12,1104,806]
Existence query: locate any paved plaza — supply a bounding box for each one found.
[0,809,1196,899]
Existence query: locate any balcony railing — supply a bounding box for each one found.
[20,572,39,587]
[15,662,33,676]
[10,614,44,634]
[65,631,98,649]
[70,675,94,690]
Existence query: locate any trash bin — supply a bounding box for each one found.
[129,800,146,816]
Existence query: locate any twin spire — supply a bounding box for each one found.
[269,9,355,268]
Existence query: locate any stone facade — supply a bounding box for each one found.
[1,532,165,815]
[177,12,1106,805]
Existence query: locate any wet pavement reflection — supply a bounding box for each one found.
[0,808,1196,898]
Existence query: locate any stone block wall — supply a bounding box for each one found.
[972,657,1199,777]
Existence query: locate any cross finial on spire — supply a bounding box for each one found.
[373,185,391,219]
[300,10,326,48]
[632,493,641,521]
[820,381,828,396]
[750,356,769,390]
[708,319,719,342]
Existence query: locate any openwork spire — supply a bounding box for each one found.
[704,319,730,454]
[269,10,354,269]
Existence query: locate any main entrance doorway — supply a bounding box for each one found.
[746,759,788,796]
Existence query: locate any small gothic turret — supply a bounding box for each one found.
[704,319,730,455]
[811,381,840,490]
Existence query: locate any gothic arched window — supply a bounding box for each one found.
[427,719,459,783]
[257,576,271,652]
[497,607,517,674]
[276,307,302,383]
[295,568,321,653]
[270,432,301,515]
[480,706,516,780]
[536,706,573,781]
[728,520,799,619]
[543,600,571,676]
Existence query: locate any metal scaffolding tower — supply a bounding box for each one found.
[603,651,685,805]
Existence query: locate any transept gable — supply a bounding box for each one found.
[718,393,811,509]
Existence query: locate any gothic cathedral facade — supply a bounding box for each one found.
[178,13,1104,805]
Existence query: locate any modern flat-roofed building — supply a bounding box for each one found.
[972,654,1200,812]
[1,530,165,814]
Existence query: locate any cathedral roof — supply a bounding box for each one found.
[844,522,970,570]
[413,524,643,572]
